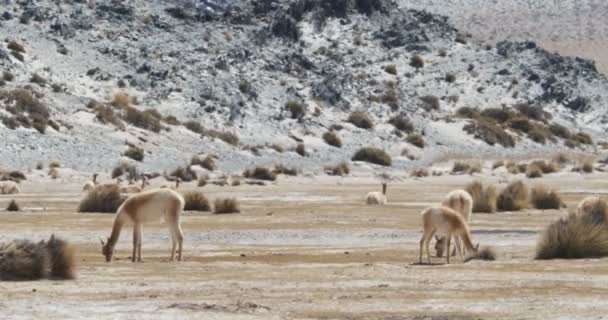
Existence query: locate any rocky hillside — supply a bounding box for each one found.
[0,0,606,174]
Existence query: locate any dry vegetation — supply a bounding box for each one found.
[77,185,126,213]
[213,198,240,214]
[526,163,543,178]
[348,111,374,129]
[351,147,391,166]
[191,154,216,171]
[536,213,608,259]
[124,146,144,162]
[243,167,276,181]
[452,160,482,175]
[6,200,20,211]
[531,185,563,210]
[325,162,350,176]
[323,131,342,148]
[406,134,425,148]
[182,191,211,211]
[410,168,429,177]
[465,180,497,213]
[497,180,529,212]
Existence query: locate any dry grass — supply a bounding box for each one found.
[6,200,20,211]
[388,115,414,133]
[529,160,559,174]
[577,158,595,173]
[348,111,374,129]
[77,185,126,213]
[536,213,608,259]
[285,101,306,119]
[322,131,342,148]
[452,160,482,175]
[351,147,391,166]
[553,152,571,165]
[124,146,144,162]
[492,160,504,169]
[465,180,497,213]
[497,180,529,212]
[170,166,196,182]
[526,163,543,178]
[325,162,350,176]
[213,198,240,214]
[410,168,429,177]
[197,175,208,187]
[48,168,60,179]
[531,185,563,210]
[295,143,307,157]
[191,155,216,171]
[182,191,211,211]
[243,167,276,181]
[111,92,130,108]
[273,164,298,176]
[48,160,61,168]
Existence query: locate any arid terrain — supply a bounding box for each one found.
[2,163,608,319]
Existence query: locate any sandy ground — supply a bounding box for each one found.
[1,169,608,319]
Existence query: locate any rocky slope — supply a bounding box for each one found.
[0,0,606,174]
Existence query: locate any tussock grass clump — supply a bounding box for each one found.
[505,161,519,174]
[48,168,59,179]
[535,213,608,259]
[49,160,61,168]
[420,95,440,111]
[526,163,543,178]
[170,166,196,182]
[6,200,20,211]
[197,175,208,187]
[389,115,413,133]
[204,129,239,146]
[323,131,342,147]
[553,153,571,165]
[352,147,391,166]
[492,160,504,169]
[406,133,425,148]
[295,143,307,157]
[184,121,204,134]
[0,235,76,281]
[214,198,240,214]
[497,180,529,212]
[465,180,497,213]
[577,159,595,173]
[7,40,25,53]
[182,191,211,211]
[410,168,429,177]
[191,155,216,171]
[348,111,374,129]
[410,55,424,69]
[77,185,126,213]
[111,92,131,108]
[285,101,306,119]
[273,164,298,176]
[531,185,563,210]
[325,162,350,176]
[573,132,593,145]
[529,160,558,174]
[452,160,482,175]
[123,106,162,133]
[243,167,276,181]
[463,118,515,147]
[124,146,144,162]
[384,64,397,75]
[464,246,497,262]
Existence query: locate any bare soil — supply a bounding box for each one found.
[1,171,608,319]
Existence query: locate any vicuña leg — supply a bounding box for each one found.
[175,224,184,261]
[136,224,143,262]
[132,225,138,263]
[446,234,452,264]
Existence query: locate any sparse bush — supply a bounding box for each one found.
[531,185,563,210]
[573,132,593,145]
[526,164,543,178]
[529,160,558,174]
[465,181,497,213]
[30,73,46,85]
[352,147,391,166]
[124,146,144,162]
[198,175,208,187]
[325,162,350,176]
[553,153,571,165]
[505,161,519,174]
[285,101,306,119]
[7,40,25,53]
[238,79,251,94]
[389,115,413,133]
[410,55,424,70]
[191,154,216,171]
[406,134,425,148]
[507,116,531,132]
[273,164,298,176]
[295,143,307,157]
[204,129,239,146]
[111,92,130,108]
[577,159,594,173]
[527,125,550,144]
[384,64,397,75]
[348,111,374,129]
[420,95,440,111]
[549,123,571,139]
[6,200,20,212]
[497,180,529,211]
[535,213,608,259]
[35,162,43,170]
[445,73,456,83]
[170,166,196,182]
[3,71,15,82]
[231,176,241,186]
[182,191,211,211]
[77,185,126,213]
[323,131,342,147]
[492,160,504,169]
[243,167,276,181]
[463,118,515,148]
[94,104,125,130]
[123,106,162,132]
[269,144,284,153]
[164,115,180,125]
[452,160,482,175]
[184,121,204,134]
[49,161,61,168]
[214,198,240,214]
[410,168,429,177]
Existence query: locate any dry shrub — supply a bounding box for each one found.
[7,40,25,53]
[465,180,497,213]
[352,147,392,166]
[531,185,563,210]
[191,155,216,171]
[348,111,374,129]
[48,168,59,179]
[553,153,571,165]
[185,121,204,134]
[323,131,342,147]
[285,101,306,119]
[197,175,208,187]
[7,171,26,182]
[452,160,482,175]
[77,185,126,213]
[577,159,594,173]
[182,191,211,211]
[204,129,239,146]
[535,213,608,259]
[214,198,240,214]
[273,164,298,176]
[6,200,20,211]
[573,132,593,145]
[123,106,162,133]
[463,118,515,148]
[464,246,497,262]
[420,95,440,111]
[231,176,241,186]
[388,115,414,133]
[529,160,558,174]
[111,92,130,108]
[112,161,139,180]
[243,167,276,181]
[526,164,543,178]
[384,64,397,75]
[410,55,424,69]
[406,134,425,148]
[497,180,529,211]
[517,163,528,173]
[492,160,504,169]
[48,160,61,168]
[325,162,350,176]
[505,161,519,174]
[124,146,144,162]
[410,168,429,177]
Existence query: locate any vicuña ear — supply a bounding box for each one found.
[99,238,105,246]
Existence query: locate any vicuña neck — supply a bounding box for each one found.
[108,215,125,248]
[460,229,475,252]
